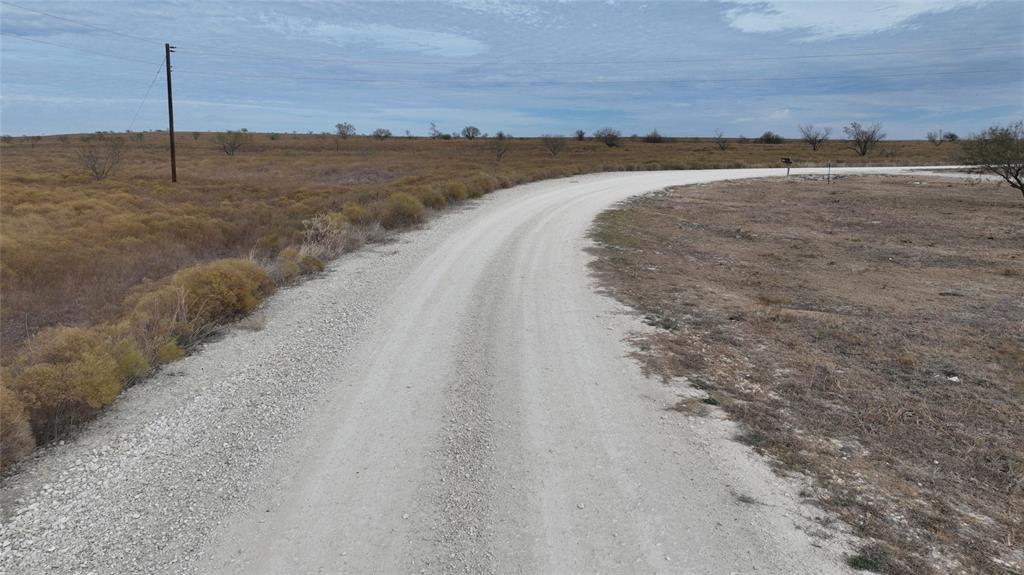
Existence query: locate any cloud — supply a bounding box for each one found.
[723,0,984,41]
[256,15,489,58]
[446,0,546,25]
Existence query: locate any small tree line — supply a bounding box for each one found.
[9,118,1017,195]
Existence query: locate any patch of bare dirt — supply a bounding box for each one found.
[590,175,1023,574]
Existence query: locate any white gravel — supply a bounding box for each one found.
[1,167,951,574]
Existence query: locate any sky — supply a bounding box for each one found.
[1,0,1022,138]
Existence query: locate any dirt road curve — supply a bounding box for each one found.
[2,168,944,574]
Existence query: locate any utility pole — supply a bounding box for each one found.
[165,43,177,183]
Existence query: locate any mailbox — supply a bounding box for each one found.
[781,157,793,175]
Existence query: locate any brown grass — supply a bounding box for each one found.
[0,134,955,469]
[590,175,1023,574]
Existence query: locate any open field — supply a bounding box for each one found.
[4,168,919,575]
[0,134,959,465]
[589,175,1023,574]
[0,134,959,351]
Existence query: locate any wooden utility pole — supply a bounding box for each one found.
[165,43,177,182]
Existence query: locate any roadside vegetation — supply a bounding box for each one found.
[0,129,958,469]
[590,175,1023,574]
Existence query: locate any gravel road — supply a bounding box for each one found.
[1,168,944,574]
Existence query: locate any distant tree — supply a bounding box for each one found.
[429,122,444,139]
[960,120,1023,198]
[490,132,511,161]
[574,129,586,141]
[541,135,565,156]
[217,130,249,156]
[757,131,783,144]
[372,128,392,139]
[335,122,356,139]
[461,126,481,140]
[191,132,201,140]
[239,128,248,133]
[798,124,831,151]
[268,132,280,140]
[643,130,664,143]
[943,132,959,142]
[927,130,945,146]
[712,129,730,151]
[843,122,885,156]
[77,136,124,180]
[737,134,749,144]
[594,127,622,147]
[405,130,413,139]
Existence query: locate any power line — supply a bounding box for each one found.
[1,33,154,65]
[0,0,156,44]
[127,59,165,132]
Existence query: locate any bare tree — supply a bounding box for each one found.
[490,133,510,161]
[927,130,945,147]
[799,124,831,151]
[371,128,392,139]
[712,129,730,151]
[335,122,356,138]
[843,122,885,156]
[643,130,664,143]
[541,135,565,156]
[77,137,124,180]
[594,127,621,147]
[216,130,248,156]
[429,122,444,139]
[574,129,586,141]
[461,126,481,140]
[960,120,1023,198]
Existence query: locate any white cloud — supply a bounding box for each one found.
[256,15,489,58]
[724,0,984,41]
[446,0,546,24]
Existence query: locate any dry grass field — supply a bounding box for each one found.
[590,175,1023,574]
[0,133,956,468]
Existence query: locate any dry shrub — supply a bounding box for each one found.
[442,181,469,202]
[301,213,349,258]
[274,247,323,282]
[301,254,324,273]
[172,259,273,329]
[6,327,125,441]
[380,192,426,229]
[1,386,35,469]
[341,203,374,226]
[416,187,447,210]
[275,248,303,282]
[155,340,185,363]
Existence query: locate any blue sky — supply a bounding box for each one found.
[1,0,1021,138]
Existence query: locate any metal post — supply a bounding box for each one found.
[165,43,177,183]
